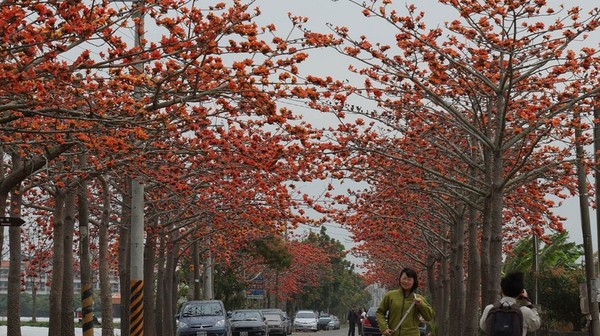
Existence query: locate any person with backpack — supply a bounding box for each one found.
[377,268,434,336]
[479,271,541,336]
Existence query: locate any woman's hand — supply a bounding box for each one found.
[382,328,392,336]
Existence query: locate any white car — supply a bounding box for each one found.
[293,310,318,332]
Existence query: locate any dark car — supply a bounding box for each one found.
[317,314,332,331]
[230,309,269,336]
[261,309,287,336]
[362,307,382,336]
[176,300,231,336]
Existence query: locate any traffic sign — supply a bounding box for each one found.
[0,217,25,226]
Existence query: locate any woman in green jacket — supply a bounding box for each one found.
[376,268,434,336]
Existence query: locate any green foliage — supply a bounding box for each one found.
[252,235,293,270]
[214,265,248,310]
[536,267,587,331]
[0,292,50,317]
[503,232,583,274]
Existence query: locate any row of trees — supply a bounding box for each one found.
[288,0,600,335]
[0,1,362,335]
[1,0,599,336]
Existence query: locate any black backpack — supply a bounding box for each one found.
[485,301,523,336]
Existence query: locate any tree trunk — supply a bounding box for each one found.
[439,249,450,336]
[98,176,115,336]
[156,235,166,336]
[7,155,23,336]
[480,155,493,307]
[48,192,66,336]
[162,247,178,336]
[78,152,95,336]
[193,240,201,300]
[32,283,38,322]
[464,202,481,336]
[61,188,76,336]
[7,224,22,336]
[0,146,5,279]
[119,177,132,336]
[143,225,157,336]
[449,213,465,336]
[426,256,437,315]
[488,151,505,305]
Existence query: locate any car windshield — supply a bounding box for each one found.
[296,312,315,318]
[232,311,262,321]
[182,302,223,317]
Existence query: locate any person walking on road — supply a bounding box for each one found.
[376,268,434,336]
[359,307,367,336]
[347,307,358,336]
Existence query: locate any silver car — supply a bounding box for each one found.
[327,316,340,330]
[293,310,318,332]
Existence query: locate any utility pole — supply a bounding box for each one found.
[79,151,94,336]
[108,1,146,335]
[130,178,145,336]
[574,110,600,336]
[594,99,600,275]
[204,216,214,299]
[533,234,539,336]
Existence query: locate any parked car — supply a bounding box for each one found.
[293,310,318,332]
[282,312,292,335]
[261,309,287,336]
[316,314,331,330]
[362,307,382,336]
[176,300,231,336]
[327,315,340,330]
[230,309,269,336]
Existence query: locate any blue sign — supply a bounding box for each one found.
[247,274,265,299]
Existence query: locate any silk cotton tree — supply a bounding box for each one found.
[294,1,600,335]
[1,1,332,335]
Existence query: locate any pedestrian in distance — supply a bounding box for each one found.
[376,268,434,336]
[359,307,367,336]
[348,306,358,336]
[479,270,541,336]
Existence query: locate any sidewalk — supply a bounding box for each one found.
[0,326,122,336]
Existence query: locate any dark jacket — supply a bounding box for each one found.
[348,310,358,323]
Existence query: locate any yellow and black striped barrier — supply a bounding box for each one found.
[81,283,94,336]
[130,280,144,336]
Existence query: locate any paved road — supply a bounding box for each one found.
[293,326,353,336]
